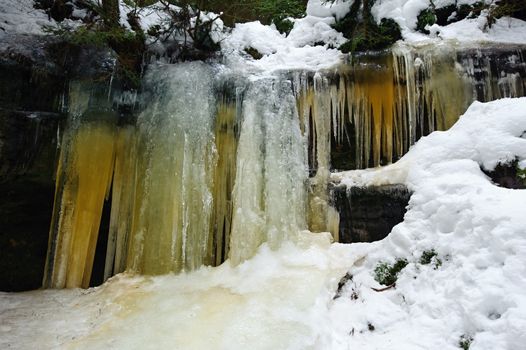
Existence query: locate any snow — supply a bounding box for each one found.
[0,0,52,36]
[2,97,526,349]
[330,98,526,349]
[429,17,526,44]
[372,0,526,45]
[221,17,346,73]
[221,0,526,72]
[306,0,352,20]
[372,0,431,33]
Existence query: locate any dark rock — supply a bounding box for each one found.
[0,34,121,291]
[0,179,56,292]
[330,183,411,243]
[483,161,526,189]
[333,272,353,299]
[0,32,67,292]
[244,47,263,60]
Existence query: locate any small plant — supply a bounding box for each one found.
[416,8,437,34]
[374,258,408,286]
[333,0,401,53]
[459,334,473,350]
[420,249,442,269]
[516,164,526,186]
[274,18,295,35]
[253,0,306,35]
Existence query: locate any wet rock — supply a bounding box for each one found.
[330,183,411,243]
[0,63,63,291]
[0,33,119,291]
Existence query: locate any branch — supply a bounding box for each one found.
[371,283,396,292]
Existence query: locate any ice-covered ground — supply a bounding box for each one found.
[2,98,525,350]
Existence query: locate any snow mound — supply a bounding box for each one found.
[221,18,346,73]
[372,0,526,45]
[331,97,526,349]
[429,17,526,44]
[306,0,352,20]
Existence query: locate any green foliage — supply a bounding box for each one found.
[416,8,436,34]
[420,249,442,269]
[45,15,145,88]
[434,0,526,30]
[274,18,295,35]
[48,25,139,48]
[459,335,473,350]
[333,0,402,53]
[516,164,526,186]
[374,258,408,286]
[253,0,306,34]
[492,0,526,20]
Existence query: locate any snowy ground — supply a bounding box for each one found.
[2,98,525,350]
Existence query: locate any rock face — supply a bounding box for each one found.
[0,54,64,292]
[483,161,526,190]
[330,183,411,243]
[0,38,118,291]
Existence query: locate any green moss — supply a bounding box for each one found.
[459,335,473,350]
[516,164,526,186]
[420,249,442,269]
[274,18,295,35]
[374,258,408,286]
[45,23,145,88]
[416,8,437,34]
[334,1,402,53]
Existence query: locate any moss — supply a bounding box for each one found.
[516,164,526,186]
[334,1,402,53]
[274,18,295,35]
[46,24,145,88]
[489,0,526,22]
[254,0,306,23]
[420,249,442,269]
[459,335,473,350]
[374,258,408,286]
[416,8,437,34]
[434,5,457,25]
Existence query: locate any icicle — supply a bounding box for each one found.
[229,77,308,265]
[104,125,137,281]
[211,98,238,266]
[125,62,217,275]
[43,81,117,289]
